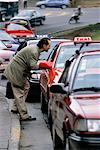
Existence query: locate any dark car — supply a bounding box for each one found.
[36,0,70,9]
[10,9,46,27]
[49,50,100,150]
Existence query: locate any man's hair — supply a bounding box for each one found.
[37,38,50,49]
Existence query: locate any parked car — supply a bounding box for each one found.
[36,0,70,9]
[39,38,100,114]
[0,40,15,72]
[4,23,35,40]
[26,38,70,102]
[49,50,100,150]
[10,9,46,26]
[0,29,19,51]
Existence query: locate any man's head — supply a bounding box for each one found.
[37,38,51,52]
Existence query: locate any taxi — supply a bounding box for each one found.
[26,37,70,102]
[4,20,35,39]
[49,50,100,150]
[39,37,100,114]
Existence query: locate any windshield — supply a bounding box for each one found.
[73,54,100,91]
[79,43,100,52]
[0,30,15,41]
[0,40,7,48]
[54,42,100,69]
[18,11,32,17]
[7,23,28,31]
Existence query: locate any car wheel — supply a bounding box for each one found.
[40,92,47,113]
[52,124,65,149]
[61,5,67,9]
[48,112,53,138]
[40,19,44,25]
[40,4,46,9]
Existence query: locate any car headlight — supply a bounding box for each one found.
[87,120,100,132]
[31,73,40,80]
[74,119,100,132]
[74,119,87,131]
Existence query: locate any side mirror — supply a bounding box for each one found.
[39,61,52,69]
[50,83,68,94]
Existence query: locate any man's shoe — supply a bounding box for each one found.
[20,116,36,121]
[11,109,19,114]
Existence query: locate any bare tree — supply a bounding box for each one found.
[19,0,24,10]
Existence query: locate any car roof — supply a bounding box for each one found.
[80,50,100,56]
[27,38,71,45]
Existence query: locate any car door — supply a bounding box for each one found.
[52,58,76,138]
[40,44,59,101]
[46,0,56,7]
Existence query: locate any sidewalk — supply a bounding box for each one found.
[0,86,20,150]
[0,85,53,150]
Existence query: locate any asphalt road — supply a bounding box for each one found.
[34,7,100,34]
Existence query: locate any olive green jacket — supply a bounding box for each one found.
[4,45,41,88]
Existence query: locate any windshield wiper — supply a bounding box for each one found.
[73,87,100,92]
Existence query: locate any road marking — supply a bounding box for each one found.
[45,12,70,17]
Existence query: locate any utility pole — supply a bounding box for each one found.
[19,0,24,12]
[71,0,76,7]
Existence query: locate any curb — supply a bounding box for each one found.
[6,98,21,150]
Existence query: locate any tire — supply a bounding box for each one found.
[40,5,46,9]
[40,19,44,25]
[6,81,14,99]
[48,112,53,138]
[61,5,67,9]
[52,124,66,149]
[40,92,47,113]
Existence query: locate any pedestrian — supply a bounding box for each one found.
[4,38,51,121]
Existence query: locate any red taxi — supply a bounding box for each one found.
[4,21,35,39]
[39,38,100,114]
[49,50,100,150]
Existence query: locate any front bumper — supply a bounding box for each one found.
[70,133,100,144]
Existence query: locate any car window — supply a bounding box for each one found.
[73,54,100,90]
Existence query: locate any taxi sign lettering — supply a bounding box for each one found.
[74,37,92,42]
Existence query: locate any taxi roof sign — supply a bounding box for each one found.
[74,37,92,43]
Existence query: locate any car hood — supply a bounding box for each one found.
[70,94,100,119]
[0,49,15,59]
[36,1,46,5]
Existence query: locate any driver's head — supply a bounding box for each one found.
[37,38,51,52]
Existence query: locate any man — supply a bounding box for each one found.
[4,38,51,121]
